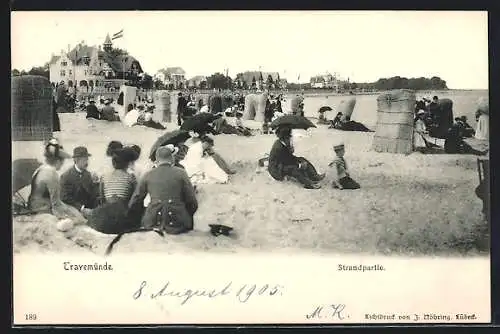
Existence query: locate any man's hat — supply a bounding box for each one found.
[156,145,178,161]
[209,224,233,237]
[417,110,426,115]
[72,146,92,158]
[460,115,468,122]
[137,104,146,109]
[333,138,345,150]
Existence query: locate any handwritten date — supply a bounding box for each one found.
[133,280,284,306]
[306,304,348,320]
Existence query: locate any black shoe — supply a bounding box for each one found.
[304,183,321,189]
[315,173,326,181]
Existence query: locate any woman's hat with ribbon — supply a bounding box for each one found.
[45,138,71,159]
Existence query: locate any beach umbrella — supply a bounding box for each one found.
[180,112,221,132]
[149,130,191,162]
[318,106,332,113]
[270,115,317,130]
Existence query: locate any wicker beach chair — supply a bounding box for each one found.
[12,158,42,215]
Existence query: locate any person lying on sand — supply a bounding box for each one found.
[128,145,198,235]
[329,141,360,190]
[213,112,251,137]
[27,139,86,224]
[329,111,373,132]
[137,104,166,130]
[268,126,325,190]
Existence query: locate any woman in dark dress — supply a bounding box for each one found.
[52,97,61,131]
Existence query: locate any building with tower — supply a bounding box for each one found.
[48,34,143,91]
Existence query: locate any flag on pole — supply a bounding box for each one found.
[297,74,300,81]
[112,29,124,40]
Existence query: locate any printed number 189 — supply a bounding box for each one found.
[25,313,37,321]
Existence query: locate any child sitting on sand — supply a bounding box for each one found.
[329,141,360,190]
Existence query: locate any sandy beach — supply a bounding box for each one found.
[12,92,489,256]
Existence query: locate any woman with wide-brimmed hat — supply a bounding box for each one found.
[27,138,86,224]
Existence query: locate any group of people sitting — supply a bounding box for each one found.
[267,126,360,190]
[413,95,487,154]
[24,127,239,236]
[122,100,166,130]
[85,97,120,122]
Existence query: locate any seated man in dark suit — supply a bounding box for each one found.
[267,126,324,189]
[60,146,99,211]
[85,98,100,120]
[128,145,198,234]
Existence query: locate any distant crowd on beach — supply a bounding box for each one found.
[412,95,488,154]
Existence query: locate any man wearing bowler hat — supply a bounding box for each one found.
[61,146,99,212]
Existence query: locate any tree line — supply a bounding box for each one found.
[352,76,448,91]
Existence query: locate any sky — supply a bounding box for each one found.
[11,11,488,89]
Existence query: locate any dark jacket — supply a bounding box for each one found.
[60,166,98,209]
[86,104,100,119]
[268,140,298,181]
[275,100,282,113]
[52,98,61,131]
[177,97,188,115]
[128,164,198,232]
[264,100,274,122]
[101,105,119,121]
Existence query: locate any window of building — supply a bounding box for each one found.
[60,70,66,76]
[69,70,72,75]
[84,70,88,75]
[61,61,67,66]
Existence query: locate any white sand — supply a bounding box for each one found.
[12,92,489,256]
